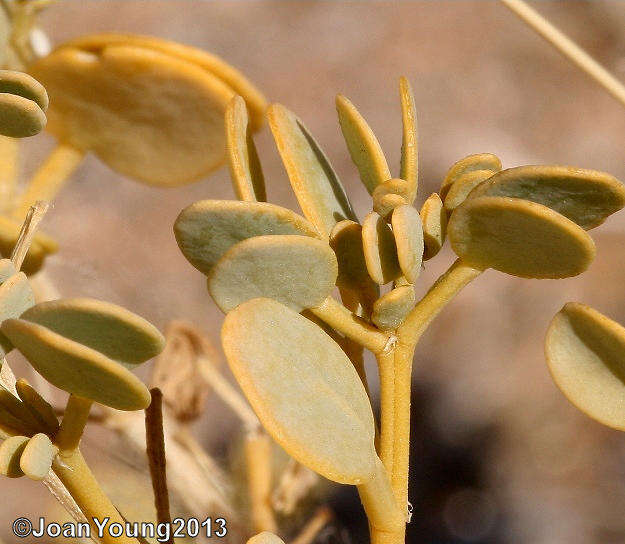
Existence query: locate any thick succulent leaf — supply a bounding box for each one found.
[208,235,337,313]
[330,220,379,296]
[175,200,318,275]
[336,95,390,195]
[448,196,595,279]
[0,70,48,110]
[440,153,502,200]
[399,77,418,200]
[0,271,35,356]
[0,385,42,433]
[443,169,495,212]
[225,95,266,202]
[268,104,356,237]
[15,379,59,435]
[222,298,377,484]
[60,33,267,130]
[0,435,28,477]
[20,433,58,481]
[391,205,424,284]
[20,298,164,366]
[0,93,46,138]
[546,303,625,430]
[372,178,410,218]
[247,533,285,544]
[420,193,447,260]
[467,165,625,230]
[371,286,415,331]
[31,44,236,186]
[362,212,401,285]
[1,319,151,410]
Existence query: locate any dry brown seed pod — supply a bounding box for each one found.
[440,153,502,200]
[207,235,338,313]
[371,286,416,331]
[420,193,447,260]
[443,169,495,212]
[467,165,625,230]
[222,298,378,484]
[362,211,401,285]
[247,533,286,544]
[336,95,390,195]
[31,44,236,186]
[60,33,267,130]
[268,104,356,237]
[448,196,595,278]
[175,200,319,276]
[225,95,266,202]
[546,303,625,430]
[0,435,29,477]
[399,77,418,201]
[19,432,58,480]
[391,205,424,284]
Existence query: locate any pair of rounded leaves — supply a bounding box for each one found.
[546,303,625,431]
[1,298,165,410]
[222,297,378,485]
[449,165,625,279]
[0,259,35,356]
[0,70,48,138]
[0,433,57,480]
[440,153,502,200]
[30,33,267,186]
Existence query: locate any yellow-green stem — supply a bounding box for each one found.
[245,429,278,534]
[392,260,483,511]
[377,351,395,473]
[54,395,93,453]
[52,449,139,544]
[14,143,84,220]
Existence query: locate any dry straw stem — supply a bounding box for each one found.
[10,199,48,270]
[500,0,625,109]
[145,388,174,544]
[291,506,334,544]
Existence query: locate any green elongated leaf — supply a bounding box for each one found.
[371,286,415,331]
[20,298,164,366]
[336,95,390,195]
[268,104,356,237]
[15,379,59,435]
[330,220,379,296]
[208,235,337,313]
[443,169,495,212]
[20,433,58,481]
[225,95,266,202]
[1,319,151,410]
[0,435,28,477]
[448,196,595,279]
[0,271,35,356]
[0,70,48,110]
[399,77,418,200]
[222,298,377,484]
[440,153,502,200]
[391,205,424,284]
[420,193,447,260]
[175,200,319,276]
[247,533,285,544]
[467,165,625,230]
[362,212,401,285]
[546,303,625,430]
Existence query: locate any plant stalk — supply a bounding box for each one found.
[54,395,93,454]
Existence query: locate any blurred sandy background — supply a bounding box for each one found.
[3,1,625,543]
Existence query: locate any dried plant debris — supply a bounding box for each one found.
[546,303,625,430]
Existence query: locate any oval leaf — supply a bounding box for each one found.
[0,70,48,110]
[20,433,58,481]
[443,169,494,212]
[222,298,377,484]
[0,271,35,356]
[371,286,415,331]
[467,165,625,230]
[546,303,625,430]
[208,235,337,313]
[391,205,424,284]
[15,379,59,435]
[448,196,595,278]
[420,193,447,260]
[1,319,151,410]
[0,93,46,138]
[0,435,28,477]
[175,200,318,276]
[268,103,356,237]
[440,153,501,200]
[399,77,418,200]
[362,212,401,285]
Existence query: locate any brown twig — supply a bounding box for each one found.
[144,388,174,544]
